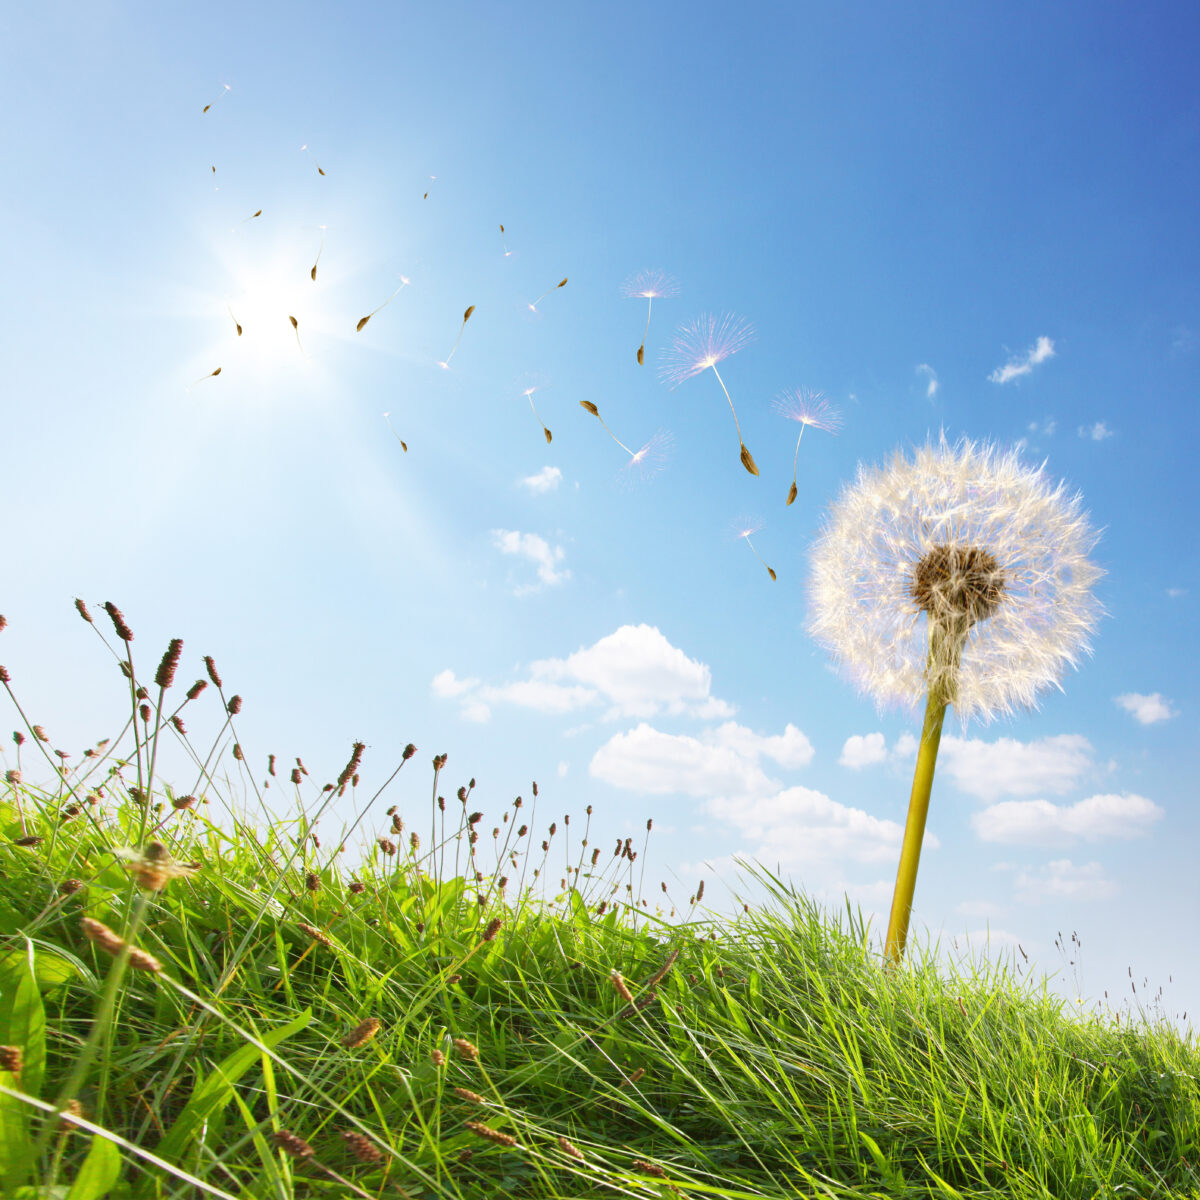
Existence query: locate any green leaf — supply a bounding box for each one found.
[64,1134,122,1200]
[130,1010,311,1200]
[0,946,48,1097]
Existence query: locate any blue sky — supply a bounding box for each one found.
[2,2,1198,1035]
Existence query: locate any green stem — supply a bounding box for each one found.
[883,684,948,967]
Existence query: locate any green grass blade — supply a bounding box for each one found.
[64,1134,122,1200]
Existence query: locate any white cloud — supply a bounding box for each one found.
[916,363,939,398]
[591,723,779,798]
[519,466,562,494]
[956,899,1004,918]
[712,721,814,769]
[432,624,734,724]
[430,668,479,698]
[939,735,1093,801]
[1013,859,1116,903]
[892,732,918,758]
[557,761,569,778]
[839,732,887,769]
[988,336,1056,384]
[491,529,570,592]
[1026,418,1057,436]
[461,700,491,723]
[533,624,733,720]
[1078,421,1113,441]
[1114,692,1177,725]
[972,792,1164,845]
[1167,587,1187,599]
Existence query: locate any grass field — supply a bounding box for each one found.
[1,603,1197,1199]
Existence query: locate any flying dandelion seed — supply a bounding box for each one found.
[661,312,758,475]
[619,430,674,487]
[226,304,242,337]
[187,367,222,392]
[300,143,326,176]
[732,515,776,580]
[288,315,303,353]
[382,412,408,453]
[232,209,263,230]
[622,270,680,366]
[528,277,568,312]
[524,387,552,443]
[578,399,638,457]
[310,226,326,282]
[774,389,842,505]
[439,304,475,368]
[201,84,230,114]
[423,175,436,199]
[356,276,411,332]
[808,436,1103,965]
[499,224,511,256]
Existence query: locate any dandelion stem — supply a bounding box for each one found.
[708,363,743,444]
[884,677,948,967]
[791,423,807,486]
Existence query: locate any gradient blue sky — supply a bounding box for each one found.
[2,2,1198,1036]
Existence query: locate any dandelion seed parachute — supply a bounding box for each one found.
[622,270,680,366]
[528,277,567,312]
[382,412,407,452]
[733,516,775,581]
[439,304,475,368]
[310,226,326,282]
[774,389,842,506]
[201,84,230,114]
[356,276,410,332]
[660,313,758,475]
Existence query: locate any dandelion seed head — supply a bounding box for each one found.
[808,435,1103,724]
[774,389,843,434]
[621,269,680,300]
[659,312,755,388]
[731,514,765,542]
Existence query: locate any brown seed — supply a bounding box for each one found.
[452,1037,479,1061]
[227,695,242,716]
[696,880,705,903]
[272,1130,314,1159]
[59,878,84,895]
[13,835,42,847]
[170,715,186,734]
[74,598,94,623]
[611,972,634,1004]
[402,743,417,760]
[0,667,9,684]
[482,918,502,942]
[340,1130,383,1163]
[430,1048,446,1066]
[81,917,125,955]
[580,400,599,416]
[558,1135,584,1160]
[637,345,645,365]
[341,1018,382,1048]
[33,725,49,742]
[644,948,680,989]
[297,922,334,948]
[632,1159,666,1177]
[377,838,396,856]
[543,427,552,444]
[620,1067,645,1087]
[464,1121,516,1147]
[103,602,134,642]
[0,1046,22,1072]
[739,443,759,476]
[232,743,243,761]
[463,305,475,322]
[58,1099,83,1131]
[786,481,798,506]
[154,638,184,689]
[139,704,151,724]
[126,946,163,972]
[348,880,365,894]
[306,872,320,892]
[453,1087,488,1105]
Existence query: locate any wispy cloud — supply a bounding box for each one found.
[988,336,1056,384]
[1078,421,1113,441]
[939,734,1094,801]
[916,363,939,399]
[519,466,562,494]
[1115,692,1177,725]
[432,624,735,724]
[972,792,1163,845]
[491,528,570,592]
[1167,587,1187,599]
[1013,859,1116,903]
[1026,418,1056,436]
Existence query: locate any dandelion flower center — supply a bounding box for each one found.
[911,544,1006,626]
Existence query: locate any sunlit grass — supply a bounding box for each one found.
[0,603,1197,1199]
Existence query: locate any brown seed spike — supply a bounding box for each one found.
[786,481,798,506]
[739,444,759,476]
[579,401,599,416]
[463,305,475,322]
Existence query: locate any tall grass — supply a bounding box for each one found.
[0,602,1197,1199]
